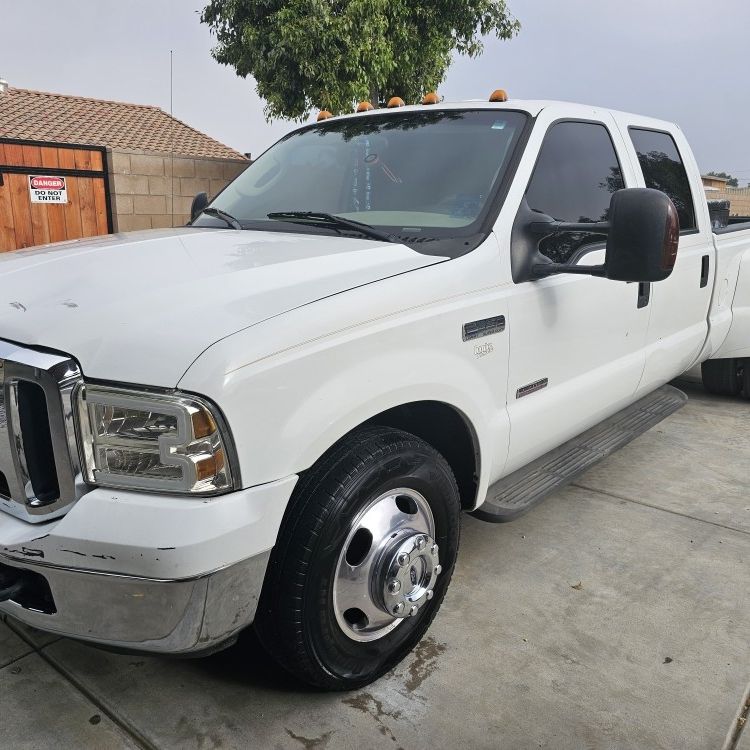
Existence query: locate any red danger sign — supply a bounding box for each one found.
[30,176,65,190]
[28,175,68,204]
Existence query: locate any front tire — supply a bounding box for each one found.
[254,426,461,690]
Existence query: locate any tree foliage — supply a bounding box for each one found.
[707,171,739,187]
[200,0,519,121]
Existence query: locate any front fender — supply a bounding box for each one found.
[179,283,512,504]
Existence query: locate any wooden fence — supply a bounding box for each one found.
[0,139,112,252]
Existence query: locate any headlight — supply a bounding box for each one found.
[75,385,238,495]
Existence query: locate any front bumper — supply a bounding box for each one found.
[0,476,297,654]
[0,551,270,654]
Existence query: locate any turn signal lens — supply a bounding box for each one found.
[317,110,333,121]
[191,408,218,439]
[489,89,508,103]
[386,97,405,108]
[662,200,680,272]
[421,92,440,105]
[356,101,374,112]
[194,449,226,482]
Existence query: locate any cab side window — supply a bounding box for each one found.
[525,121,624,264]
[628,128,697,232]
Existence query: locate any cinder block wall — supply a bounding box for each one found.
[109,149,248,232]
[704,187,750,217]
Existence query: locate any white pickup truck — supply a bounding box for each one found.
[1,96,749,690]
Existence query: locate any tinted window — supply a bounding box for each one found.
[629,128,696,231]
[525,121,624,263]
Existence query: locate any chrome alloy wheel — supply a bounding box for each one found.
[333,488,442,642]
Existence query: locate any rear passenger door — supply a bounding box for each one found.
[617,122,715,393]
[500,110,650,475]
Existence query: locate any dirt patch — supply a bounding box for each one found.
[405,635,447,692]
[285,728,332,749]
[343,692,403,746]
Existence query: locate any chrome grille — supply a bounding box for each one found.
[0,340,83,523]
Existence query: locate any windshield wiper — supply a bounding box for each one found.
[267,211,395,243]
[200,206,243,230]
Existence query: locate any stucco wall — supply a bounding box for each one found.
[109,148,248,232]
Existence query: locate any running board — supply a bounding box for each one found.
[472,385,688,524]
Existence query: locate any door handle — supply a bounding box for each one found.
[700,255,710,288]
[637,282,650,308]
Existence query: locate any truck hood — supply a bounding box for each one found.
[0,228,444,386]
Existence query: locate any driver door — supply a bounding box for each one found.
[500,110,650,475]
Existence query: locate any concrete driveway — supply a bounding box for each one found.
[2,381,749,750]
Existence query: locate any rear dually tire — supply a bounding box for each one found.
[701,358,743,397]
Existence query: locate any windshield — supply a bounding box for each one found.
[194,109,528,255]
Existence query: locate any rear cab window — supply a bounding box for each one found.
[628,128,697,233]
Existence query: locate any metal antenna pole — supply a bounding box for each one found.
[170,49,174,228]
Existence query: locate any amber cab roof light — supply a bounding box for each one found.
[386,96,405,108]
[317,110,333,121]
[356,101,374,112]
[421,92,440,105]
[489,89,508,103]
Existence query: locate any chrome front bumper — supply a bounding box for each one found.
[0,550,271,654]
[0,475,297,653]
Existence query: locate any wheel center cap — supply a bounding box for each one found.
[378,532,441,618]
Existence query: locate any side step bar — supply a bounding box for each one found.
[472,384,687,524]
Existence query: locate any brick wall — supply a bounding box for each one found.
[109,148,248,232]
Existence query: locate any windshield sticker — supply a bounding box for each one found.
[451,194,483,219]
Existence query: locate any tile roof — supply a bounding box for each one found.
[0,87,246,161]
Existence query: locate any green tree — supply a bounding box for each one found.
[707,171,739,187]
[200,0,519,121]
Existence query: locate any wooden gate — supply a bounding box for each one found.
[0,139,113,252]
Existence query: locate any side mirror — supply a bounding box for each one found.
[190,191,209,223]
[604,188,679,282]
[526,188,679,283]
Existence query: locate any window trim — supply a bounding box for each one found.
[627,125,699,236]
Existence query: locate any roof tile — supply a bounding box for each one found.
[0,88,246,161]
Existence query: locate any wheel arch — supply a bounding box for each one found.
[361,400,481,510]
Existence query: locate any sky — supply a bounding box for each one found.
[2,0,749,182]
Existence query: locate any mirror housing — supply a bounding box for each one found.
[604,188,679,282]
[527,188,679,283]
[190,191,209,223]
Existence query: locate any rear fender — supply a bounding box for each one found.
[712,243,750,360]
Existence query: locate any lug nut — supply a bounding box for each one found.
[426,590,434,600]
[435,564,442,576]
[430,544,438,556]
[409,605,419,616]
[397,552,410,567]
[393,602,405,615]
[416,536,427,551]
[387,579,401,594]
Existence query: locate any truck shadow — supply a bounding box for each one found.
[189,628,305,693]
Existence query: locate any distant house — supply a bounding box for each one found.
[701,174,730,192]
[0,82,248,251]
[699,173,750,217]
